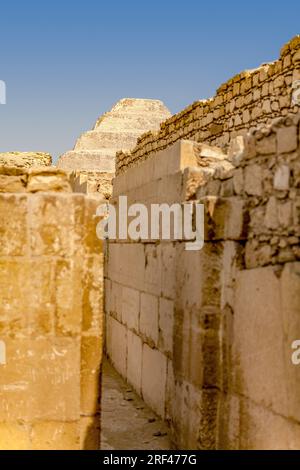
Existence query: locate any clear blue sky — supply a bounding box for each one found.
[0,1,299,161]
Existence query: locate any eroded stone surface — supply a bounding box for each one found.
[105,110,300,450]
[0,152,52,168]
[0,175,103,450]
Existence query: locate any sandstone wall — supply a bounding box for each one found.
[105,113,300,449]
[116,36,300,176]
[0,166,72,194]
[0,167,103,450]
[0,152,52,168]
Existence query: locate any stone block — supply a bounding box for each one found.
[109,281,123,322]
[81,335,102,416]
[127,330,143,394]
[176,243,223,313]
[277,125,298,154]
[264,196,278,230]
[0,194,28,256]
[29,194,76,257]
[0,337,80,422]
[141,344,167,418]
[0,259,56,336]
[121,286,140,332]
[233,267,289,418]
[280,262,300,422]
[160,243,177,300]
[27,170,72,193]
[158,298,174,356]
[104,279,111,315]
[204,197,247,241]
[255,133,277,155]
[0,174,27,193]
[238,397,300,450]
[140,292,159,346]
[244,164,263,196]
[274,165,290,190]
[55,258,83,336]
[233,168,244,195]
[0,422,30,450]
[82,255,104,334]
[108,243,145,291]
[30,421,80,450]
[84,197,103,255]
[106,317,127,378]
[144,244,162,296]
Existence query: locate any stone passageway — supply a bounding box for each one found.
[101,360,172,450]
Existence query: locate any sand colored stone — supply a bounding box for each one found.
[105,111,300,450]
[0,152,52,168]
[116,36,300,176]
[0,167,103,450]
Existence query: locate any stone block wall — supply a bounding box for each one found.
[0,167,103,450]
[116,36,300,176]
[105,114,300,449]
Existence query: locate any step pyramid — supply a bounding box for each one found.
[57,98,171,172]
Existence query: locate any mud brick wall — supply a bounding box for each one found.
[0,168,103,450]
[116,36,300,176]
[105,114,300,450]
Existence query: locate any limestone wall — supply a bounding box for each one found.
[0,167,103,450]
[116,36,300,176]
[0,152,52,168]
[105,113,300,449]
[69,170,113,200]
[0,166,72,193]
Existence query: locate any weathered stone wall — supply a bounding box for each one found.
[105,113,300,449]
[0,152,52,168]
[70,170,113,200]
[0,167,72,194]
[0,167,103,450]
[116,36,300,176]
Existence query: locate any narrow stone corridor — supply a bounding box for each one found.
[101,360,172,450]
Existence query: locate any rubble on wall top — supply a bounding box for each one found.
[280,35,300,57]
[116,34,300,176]
[0,152,52,168]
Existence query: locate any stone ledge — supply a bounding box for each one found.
[0,166,72,193]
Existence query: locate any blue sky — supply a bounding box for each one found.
[0,1,299,161]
